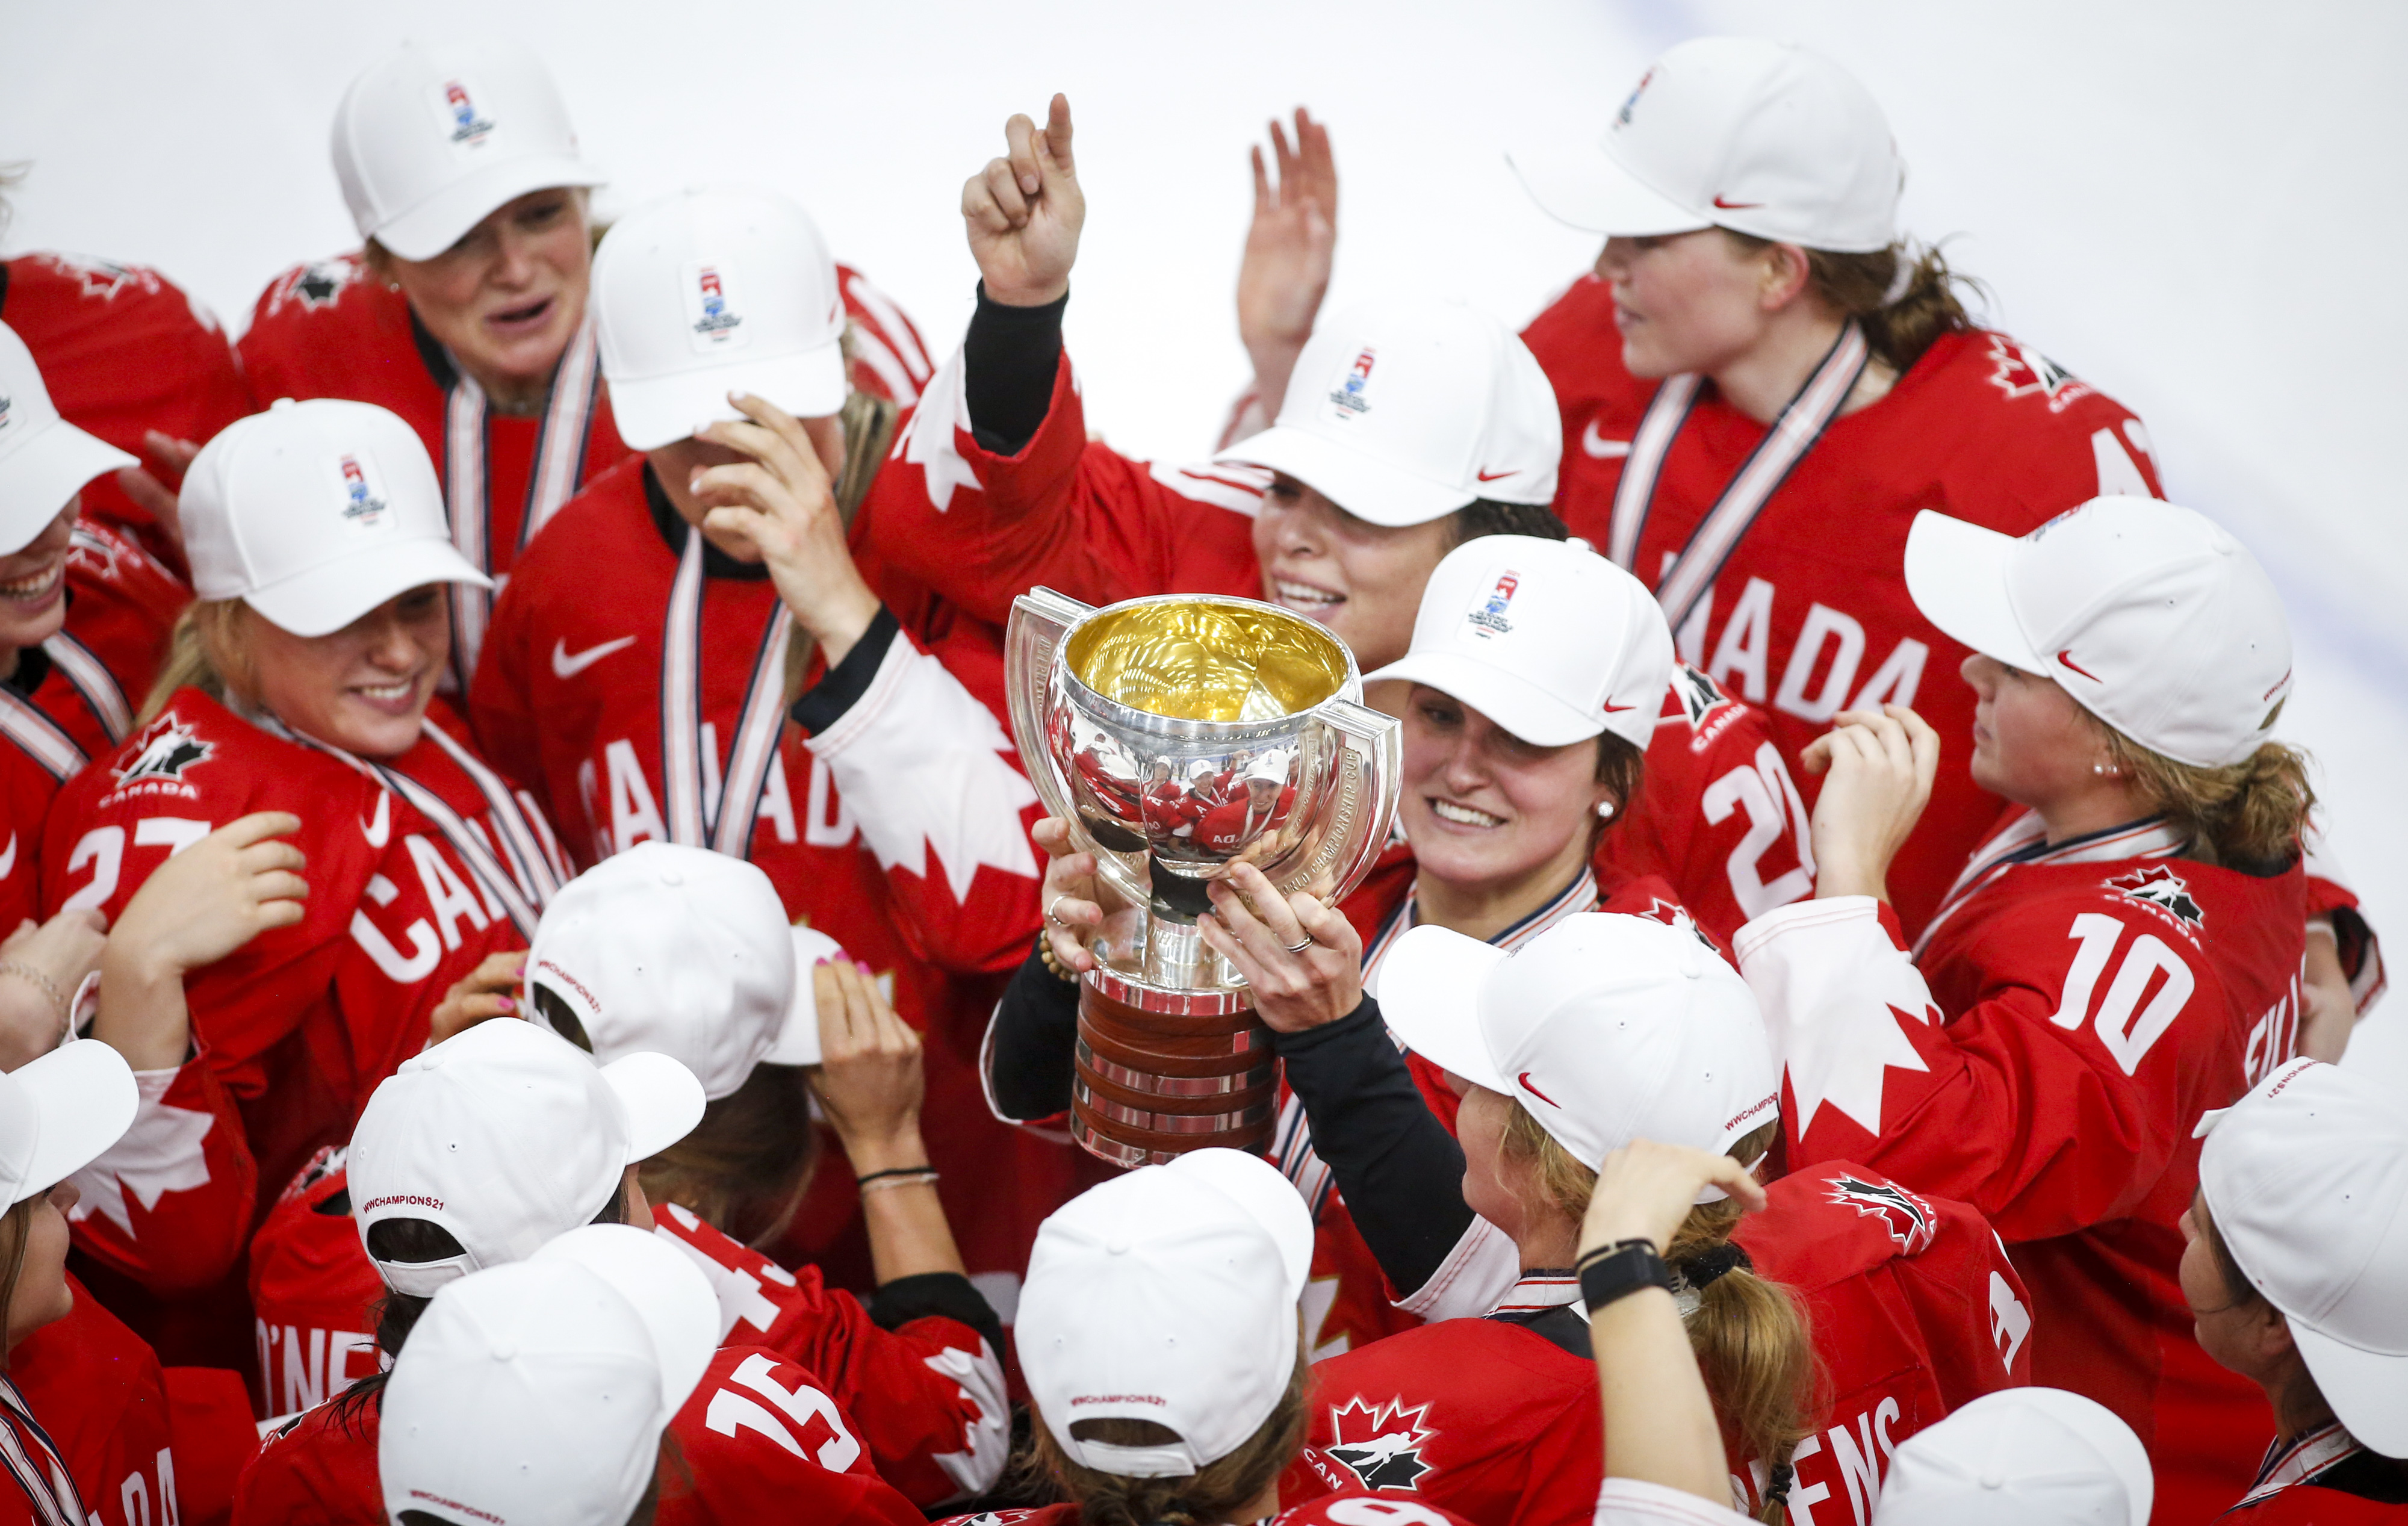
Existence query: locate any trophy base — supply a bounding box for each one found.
[1070,969,1274,1167]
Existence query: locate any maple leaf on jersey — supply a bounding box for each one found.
[1740,902,1940,1140]
[899,353,987,514]
[66,1080,216,1237]
[1323,1397,1437,1490]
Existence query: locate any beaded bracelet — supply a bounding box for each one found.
[1035,934,1080,984]
[0,962,68,1030]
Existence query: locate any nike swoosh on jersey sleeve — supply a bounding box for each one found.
[553,634,638,678]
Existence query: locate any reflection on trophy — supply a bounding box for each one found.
[1006,591,1403,1165]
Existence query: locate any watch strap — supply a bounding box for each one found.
[1577,1238,1676,1314]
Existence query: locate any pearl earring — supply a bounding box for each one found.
[1595,801,1617,819]
[2093,761,2121,778]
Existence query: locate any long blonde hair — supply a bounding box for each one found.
[1503,1110,1815,1523]
[2097,725,2315,869]
[139,598,251,725]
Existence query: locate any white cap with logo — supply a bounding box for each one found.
[1018,1148,1312,1478]
[348,1018,706,1297]
[0,1040,138,1211]
[379,1224,721,1526]
[1875,1387,2152,1525]
[2197,1058,2408,1457]
[331,38,606,262]
[594,187,850,450]
[1366,535,1673,749]
[1904,498,2294,769]
[1511,36,1901,253]
[181,397,489,639]
[0,321,138,556]
[1379,913,1777,1200]
[1215,300,1560,528]
[526,842,818,1098]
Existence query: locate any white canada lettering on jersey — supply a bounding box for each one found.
[706,1353,863,1471]
[804,755,857,848]
[2051,913,2197,1075]
[255,1320,377,1415]
[1988,1270,2032,1370]
[1680,577,1929,720]
[1781,1395,1904,1526]
[350,873,442,984]
[403,833,489,951]
[605,739,670,854]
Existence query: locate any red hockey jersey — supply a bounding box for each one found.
[66,1045,258,1297]
[11,1281,181,1526]
[1734,817,2302,1472]
[232,1342,923,1526]
[467,451,1081,1281]
[245,1152,1006,1507]
[0,253,254,566]
[40,691,520,1208]
[1522,275,2165,937]
[854,352,1808,951]
[937,1493,1485,1526]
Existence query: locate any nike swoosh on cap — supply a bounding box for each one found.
[553,636,638,679]
[2055,649,2103,682]
[1476,468,1516,482]
[1581,420,1631,459]
[1602,698,1639,714]
[1518,1072,1562,1108]
[1711,194,1763,209]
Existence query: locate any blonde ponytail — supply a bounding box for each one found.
[2100,729,2315,870]
[138,598,252,726]
[1503,1111,1817,1522]
[1719,232,1980,377]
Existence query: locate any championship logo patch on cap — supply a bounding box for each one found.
[1326,346,1376,418]
[432,77,497,152]
[0,395,13,436]
[681,260,749,352]
[334,451,393,533]
[1464,571,1520,637]
[1615,66,1657,127]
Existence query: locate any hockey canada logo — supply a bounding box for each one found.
[1638,896,1718,952]
[40,252,157,302]
[338,455,388,528]
[1828,1173,1937,1255]
[1465,572,1520,637]
[2106,864,2204,929]
[692,267,742,340]
[1323,1397,1436,1490]
[441,80,496,146]
[1329,347,1376,415]
[1672,663,1730,730]
[114,715,213,788]
[1984,335,2093,414]
[289,258,360,311]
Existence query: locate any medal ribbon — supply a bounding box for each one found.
[0,1378,87,1526]
[40,631,130,744]
[658,528,794,857]
[1606,321,1872,636]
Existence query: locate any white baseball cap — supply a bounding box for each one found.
[0,321,137,556]
[1379,913,1777,1199]
[1019,1148,1312,1478]
[527,843,802,1100]
[181,397,489,639]
[594,187,849,450]
[349,1018,706,1297]
[1875,1388,2152,1526]
[767,925,851,1069]
[379,1226,720,1526]
[1510,37,1901,253]
[2197,1058,2408,1456]
[1904,498,2294,769]
[1215,300,1560,527]
[1365,535,1672,749]
[330,38,606,262]
[0,1041,138,1210]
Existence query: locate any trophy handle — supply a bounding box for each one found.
[1274,697,1402,908]
[1005,587,1094,833]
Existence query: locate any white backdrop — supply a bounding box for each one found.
[4,1,2401,1019]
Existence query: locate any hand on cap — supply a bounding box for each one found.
[1578,1139,1767,1261]
[808,958,928,1173]
[692,393,881,667]
[1801,704,1939,904]
[1238,108,1338,420]
[111,431,203,562]
[963,94,1083,308]
[428,950,529,1047]
[96,812,306,1072]
[0,910,108,1070]
[1196,862,1363,1034]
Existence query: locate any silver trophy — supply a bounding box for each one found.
[1007,590,1402,1166]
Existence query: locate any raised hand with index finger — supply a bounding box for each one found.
[963,93,1084,308]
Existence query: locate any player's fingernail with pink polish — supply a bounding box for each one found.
[495,996,515,1013]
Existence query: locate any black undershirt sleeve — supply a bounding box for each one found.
[1271,997,1477,1297]
[788,606,901,734]
[961,282,1067,456]
[865,1271,1007,1359]
[984,945,1082,1121]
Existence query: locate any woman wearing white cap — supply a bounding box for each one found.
[237,1021,928,1525]
[237,40,934,693]
[1577,1139,2155,1526]
[869,100,1808,952]
[39,398,556,1297]
[2182,1059,2408,1521]
[929,1147,1479,1526]
[467,184,1086,1293]
[1736,496,2316,1517]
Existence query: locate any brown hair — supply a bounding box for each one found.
[0,1199,35,1368]
[2097,728,2315,870]
[1503,1111,1815,1522]
[1450,498,1571,548]
[139,598,251,725]
[636,1064,821,1251]
[1021,1329,1310,1526]
[1719,232,1978,377]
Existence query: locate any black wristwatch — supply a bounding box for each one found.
[1577,1238,1676,1314]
